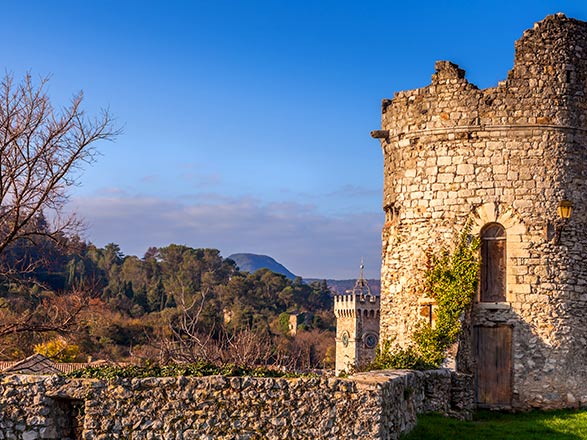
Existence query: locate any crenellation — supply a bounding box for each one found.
[334,266,381,375]
[374,13,587,410]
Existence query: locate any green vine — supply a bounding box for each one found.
[370,225,480,370]
[66,361,310,379]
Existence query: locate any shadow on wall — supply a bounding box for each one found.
[42,397,84,440]
[457,301,585,410]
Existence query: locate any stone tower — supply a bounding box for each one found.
[372,13,587,409]
[334,263,380,374]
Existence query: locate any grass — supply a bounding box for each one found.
[402,409,587,440]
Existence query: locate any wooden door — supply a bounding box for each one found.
[480,223,506,302]
[474,325,512,407]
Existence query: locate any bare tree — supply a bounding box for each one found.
[0,73,118,277]
[0,279,105,360]
[0,281,97,338]
[146,271,216,364]
[152,279,276,367]
[0,73,118,353]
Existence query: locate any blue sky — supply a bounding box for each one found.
[4,1,587,279]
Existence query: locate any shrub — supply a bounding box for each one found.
[371,225,480,370]
[66,361,308,379]
[34,338,80,362]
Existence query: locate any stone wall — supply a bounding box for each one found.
[375,13,587,409]
[0,369,472,439]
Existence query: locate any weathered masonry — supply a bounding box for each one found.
[334,264,380,374]
[0,370,471,439]
[373,13,587,409]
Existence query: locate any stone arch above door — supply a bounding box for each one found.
[470,203,525,237]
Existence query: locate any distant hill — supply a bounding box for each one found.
[227,253,297,280]
[305,278,381,296]
[227,253,381,294]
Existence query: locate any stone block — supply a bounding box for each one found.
[437,173,454,183]
[456,163,474,175]
[437,156,451,166]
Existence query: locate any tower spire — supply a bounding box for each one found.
[346,258,371,298]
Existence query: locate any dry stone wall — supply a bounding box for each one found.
[0,370,472,440]
[376,13,587,409]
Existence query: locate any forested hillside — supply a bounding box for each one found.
[0,222,335,370]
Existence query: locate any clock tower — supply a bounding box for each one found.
[334,263,380,375]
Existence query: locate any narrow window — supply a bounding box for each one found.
[566,70,573,84]
[480,223,506,302]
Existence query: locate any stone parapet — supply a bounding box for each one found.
[0,369,472,439]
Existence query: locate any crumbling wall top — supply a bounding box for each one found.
[379,13,587,136]
[511,12,587,73]
[432,61,466,83]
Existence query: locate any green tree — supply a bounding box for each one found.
[147,279,166,312]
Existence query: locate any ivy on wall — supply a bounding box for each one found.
[370,225,480,371]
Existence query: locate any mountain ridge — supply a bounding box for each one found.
[227,253,297,280]
[227,253,381,294]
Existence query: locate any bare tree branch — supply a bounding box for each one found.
[0,280,100,338]
[0,73,119,279]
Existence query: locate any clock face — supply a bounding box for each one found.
[364,333,378,349]
[341,331,350,347]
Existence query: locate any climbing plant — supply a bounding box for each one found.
[370,225,480,371]
[66,361,311,379]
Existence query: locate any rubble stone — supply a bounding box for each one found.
[376,13,587,409]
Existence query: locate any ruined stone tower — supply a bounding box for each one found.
[334,264,380,374]
[372,14,587,409]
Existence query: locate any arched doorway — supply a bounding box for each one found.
[480,223,506,303]
[475,222,512,407]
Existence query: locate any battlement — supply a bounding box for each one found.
[378,13,587,151]
[375,14,587,410]
[334,292,380,304]
[334,266,381,374]
[334,292,380,318]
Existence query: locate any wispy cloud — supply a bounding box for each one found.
[279,184,380,208]
[139,174,160,184]
[70,191,383,279]
[326,184,379,198]
[179,171,223,188]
